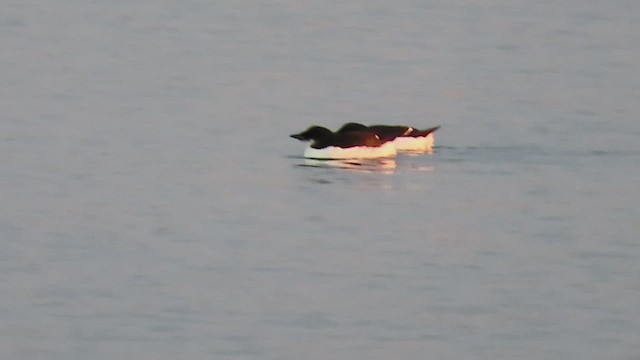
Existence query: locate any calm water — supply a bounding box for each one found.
[2,1,640,359]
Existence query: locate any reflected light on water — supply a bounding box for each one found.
[402,148,434,156]
[299,158,397,174]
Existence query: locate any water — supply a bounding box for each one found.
[2,1,639,359]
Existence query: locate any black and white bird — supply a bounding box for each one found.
[337,123,440,151]
[290,125,397,159]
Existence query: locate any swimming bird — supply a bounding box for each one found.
[338,122,440,151]
[290,125,397,159]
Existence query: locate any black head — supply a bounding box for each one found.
[337,122,369,133]
[290,126,334,142]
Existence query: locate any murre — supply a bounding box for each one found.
[290,125,397,159]
[337,123,440,151]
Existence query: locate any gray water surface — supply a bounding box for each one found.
[2,1,639,359]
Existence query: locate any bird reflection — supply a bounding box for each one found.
[400,148,434,156]
[299,158,397,173]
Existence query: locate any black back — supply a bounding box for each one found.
[406,125,440,137]
[369,124,441,139]
[291,125,383,149]
[368,125,412,141]
[337,122,370,133]
[338,123,411,142]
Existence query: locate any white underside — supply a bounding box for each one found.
[392,133,435,151]
[304,141,397,159]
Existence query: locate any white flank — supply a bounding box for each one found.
[304,141,397,159]
[391,133,435,151]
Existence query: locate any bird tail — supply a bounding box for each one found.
[413,125,440,137]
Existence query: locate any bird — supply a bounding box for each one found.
[337,122,440,151]
[290,125,397,159]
